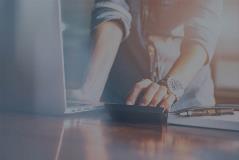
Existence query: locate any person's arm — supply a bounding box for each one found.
[68,0,132,102]
[80,21,123,101]
[127,0,223,110]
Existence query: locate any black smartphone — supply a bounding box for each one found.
[104,103,168,124]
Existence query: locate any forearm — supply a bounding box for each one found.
[82,21,123,100]
[169,0,222,88]
[166,44,208,88]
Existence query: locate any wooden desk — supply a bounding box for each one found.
[0,111,239,160]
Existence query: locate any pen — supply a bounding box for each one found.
[178,108,234,117]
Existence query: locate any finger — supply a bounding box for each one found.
[160,94,176,112]
[139,82,159,106]
[126,79,152,105]
[149,86,168,107]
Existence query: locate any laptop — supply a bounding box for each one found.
[1,0,103,115]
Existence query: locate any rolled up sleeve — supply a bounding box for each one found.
[91,0,132,40]
[181,0,223,64]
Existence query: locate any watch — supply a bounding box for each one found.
[158,76,185,101]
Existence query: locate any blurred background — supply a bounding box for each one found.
[1,0,239,104]
[0,0,16,106]
[212,0,239,103]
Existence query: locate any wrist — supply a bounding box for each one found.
[158,76,185,102]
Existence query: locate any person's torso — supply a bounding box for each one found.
[128,0,197,38]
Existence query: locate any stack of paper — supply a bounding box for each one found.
[168,111,239,131]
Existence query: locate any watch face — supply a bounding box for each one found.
[167,77,184,98]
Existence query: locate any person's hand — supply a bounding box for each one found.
[66,89,101,104]
[126,79,176,111]
[67,89,84,101]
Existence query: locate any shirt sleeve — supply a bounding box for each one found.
[181,0,223,64]
[91,0,132,40]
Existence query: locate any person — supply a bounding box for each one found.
[70,0,223,111]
